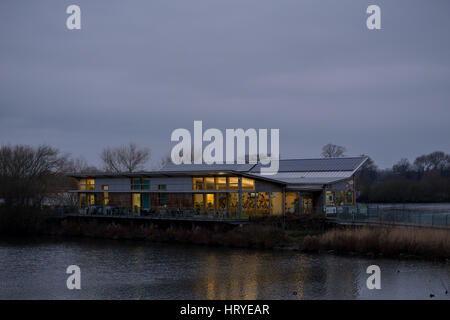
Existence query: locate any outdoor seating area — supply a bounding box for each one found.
[77,205,241,220]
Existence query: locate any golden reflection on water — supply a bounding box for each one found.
[192,250,360,300]
[195,252,263,299]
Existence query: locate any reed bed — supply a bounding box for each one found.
[300,226,450,259]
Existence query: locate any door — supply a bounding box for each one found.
[303,198,312,214]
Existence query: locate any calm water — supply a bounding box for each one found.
[0,237,449,300]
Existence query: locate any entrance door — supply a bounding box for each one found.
[142,194,150,210]
[303,198,312,214]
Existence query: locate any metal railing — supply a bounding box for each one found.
[327,205,450,228]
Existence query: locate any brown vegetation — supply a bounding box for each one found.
[299,226,450,259]
[49,219,286,249]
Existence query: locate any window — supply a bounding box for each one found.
[326,191,335,205]
[132,193,141,213]
[228,177,239,190]
[158,185,166,206]
[192,178,204,190]
[205,193,214,211]
[142,179,150,190]
[102,185,109,206]
[242,178,255,190]
[193,194,204,213]
[270,192,283,215]
[216,177,227,190]
[345,191,353,205]
[286,192,299,214]
[78,179,95,191]
[79,193,86,208]
[131,178,150,190]
[204,177,215,190]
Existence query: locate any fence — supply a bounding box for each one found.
[327,205,450,228]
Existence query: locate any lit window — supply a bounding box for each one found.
[204,177,215,190]
[216,177,227,190]
[326,191,335,205]
[242,178,255,190]
[192,178,204,190]
[228,177,239,190]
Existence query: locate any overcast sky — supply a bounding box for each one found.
[1,0,449,169]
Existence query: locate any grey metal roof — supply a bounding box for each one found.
[251,157,367,173]
[159,163,256,172]
[263,177,346,185]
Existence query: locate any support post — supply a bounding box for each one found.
[238,176,242,218]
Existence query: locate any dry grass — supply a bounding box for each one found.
[299,226,450,259]
[51,219,286,249]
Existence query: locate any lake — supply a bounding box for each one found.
[0,237,449,300]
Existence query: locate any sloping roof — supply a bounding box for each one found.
[251,157,367,173]
[267,177,347,185]
[160,163,256,172]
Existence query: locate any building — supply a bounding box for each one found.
[69,156,368,218]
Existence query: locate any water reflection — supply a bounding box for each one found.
[0,238,448,300]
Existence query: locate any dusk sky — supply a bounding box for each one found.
[1,0,449,169]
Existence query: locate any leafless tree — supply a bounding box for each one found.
[155,153,172,170]
[321,143,346,158]
[63,156,99,173]
[0,144,67,207]
[100,142,150,173]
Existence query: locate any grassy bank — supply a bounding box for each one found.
[299,226,450,259]
[1,209,449,259]
[48,219,287,249]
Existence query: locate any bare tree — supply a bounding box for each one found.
[0,144,67,208]
[155,153,173,170]
[100,142,150,173]
[393,158,412,177]
[63,156,99,174]
[321,143,346,158]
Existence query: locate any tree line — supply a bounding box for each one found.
[322,143,450,203]
[1,142,449,210]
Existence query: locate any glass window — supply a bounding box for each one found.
[205,193,215,211]
[217,193,227,211]
[142,179,150,190]
[86,179,95,191]
[79,193,86,208]
[242,178,255,190]
[192,178,204,190]
[286,192,299,214]
[216,177,227,190]
[326,191,335,205]
[132,193,141,213]
[228,177,239,190]
[132,178,141,190]
[158,185,166,206]
[87,194,95,206]
[103,193,109,205]
[78,179,86,191]
[132,178,150,190]
[257,192,270,216]
[228,193,239,216]
[78,179,94,190]
[345,191,353,205]
[193,194,204,213]
[204,177,215,190]
[270,192,283,215]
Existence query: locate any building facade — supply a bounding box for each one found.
[70,157,367,218]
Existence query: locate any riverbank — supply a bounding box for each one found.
[48,214,450,260]
[1,208,449,260]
